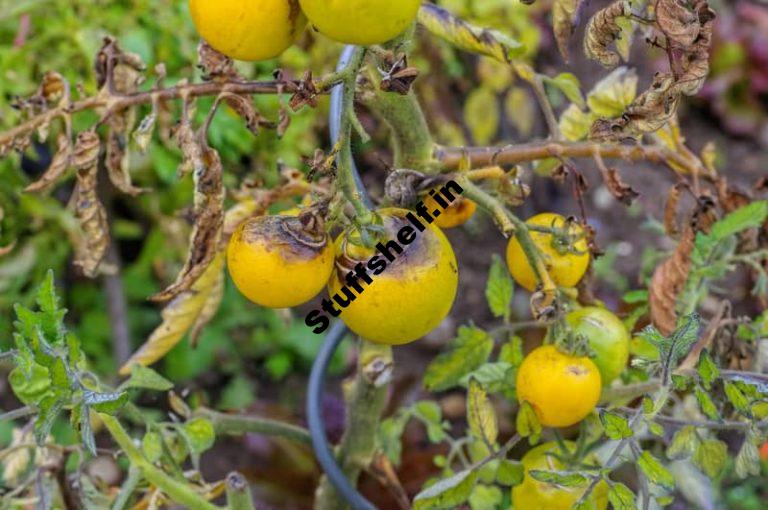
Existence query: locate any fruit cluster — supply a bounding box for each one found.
[189,0,422,62]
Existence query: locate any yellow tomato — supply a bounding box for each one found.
[298,0,421,45]
[506,213,590,292]
[516,345,601,427]
[328,208,458,345]
[512,441,609,510]
[566,307,630,384]
[227,215,333,307]
[422,191,477,229]
[189,0,306,61]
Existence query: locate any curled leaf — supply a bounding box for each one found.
[584,1,632,68]
[151,146,224,302]
[552,0,585,62]
[24,134,71,193]
[417,3,524,64]
[72,132,109,278]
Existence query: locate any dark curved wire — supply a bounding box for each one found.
[329,45,374,208]
[306,321,377,510]
[305,45,378,510]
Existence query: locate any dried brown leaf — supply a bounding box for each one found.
[669,2,715,97]
[24,134,71,193]
[584,1,631,68]
[663,182,687,237]
[656,0,701,47]
[197,41,239,81]
[150,146,224,302]
[650,200,716,334]
[601,167,639,205]
[71,131,109,278]
[553,0,584,62]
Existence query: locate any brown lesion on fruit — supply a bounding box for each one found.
[566,364,590,376]
[240,215,330,263]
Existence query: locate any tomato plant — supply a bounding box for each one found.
[1,1,767,509]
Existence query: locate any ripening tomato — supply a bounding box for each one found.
[189,0,306,61]
[566,307,630,384]
[227,215,333,308]
[506,213,590,291]
[298,0,421,45]
[512,441,609,510]
[516,345,601,427]
[760,442,768,461]
[422,191,477,229]
[327,208,458,344]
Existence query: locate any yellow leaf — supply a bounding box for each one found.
[559,104,594,141]
[418,3,524,64]
[587,67,638,117]
[119,252,225,375]
[467,378,498,446]
[505,87,535,138]
[464,87,500,145]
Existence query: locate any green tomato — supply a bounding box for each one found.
[512,441,609,510]
[566,306,630,384]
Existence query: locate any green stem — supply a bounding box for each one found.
[336,47,374,222]
[194,408,311,446]
[99,413,220,510]
[111,466,141,510]
[362,87,435,171]
[314,341,393,510]
[225,472,255,510]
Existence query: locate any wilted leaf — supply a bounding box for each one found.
[417,4,525,64]
[734,436,760,478]
[467,378,498,446]
[552,0,584,61]
[24,134,71,193]
[424,326,494,391]
[120,251,225,375]
[122,364,174,391]
[83,390,128,415]
[584,1,632,68]
[151,145,224,302]
[72,131,109,278]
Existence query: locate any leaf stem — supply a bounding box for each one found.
[193,408,312,446]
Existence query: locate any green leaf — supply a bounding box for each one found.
[671,374,690,391]
[467,378,498,446]
[464,87,500,145]
[378,412,410,466]
[35,270,65,344]
[459,362,514,394]
[516,401,541,445]
[647,420,664,437]
[499,336,524,367]
[183,417,216,454]
[622,289,649,304]
[751,401,768,419]
[8,362,51,406]
[546,73,585,108]
[424,326,494,391]
[724,381,751,414]
[485,255,513,321]
[142,431,163,463]
[413,469,479,510]
[496,459,524,486]
[413,401,447,443]
[35,395,63,445]
[468,484,503,510]
[693,439,728,479]
[637,451,675,490]
[694,387,719,420]
[608,482,636,510]
[50,357,69,390]
[734,436,760,479]
[83,391,128,415]
[79,405,96,457]
[696,350,719,390]
[642,314,700,372]
[122,364,174,391]
[666,425,699,460]
[558,104,592,142]
[693,201,768,263]
[599,411,633,440]
[528,469,589,487]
